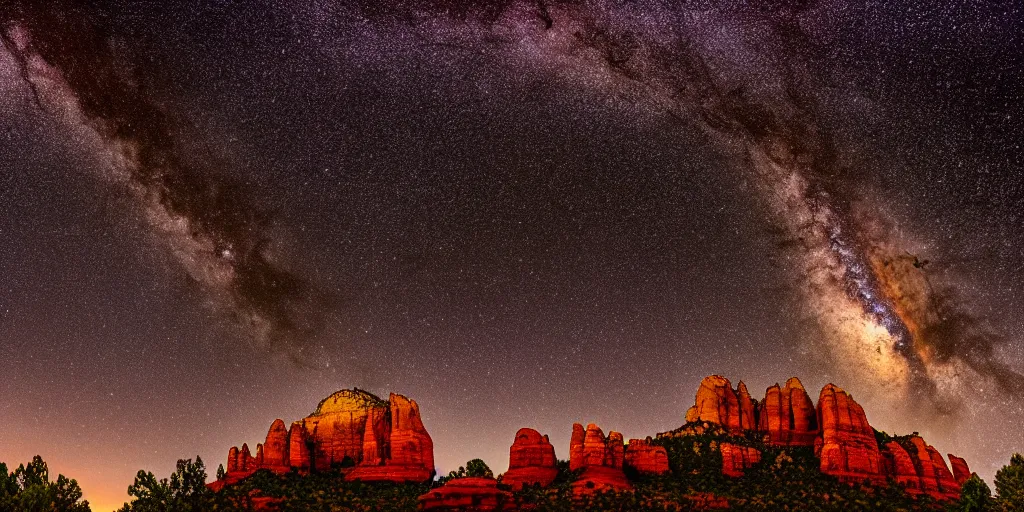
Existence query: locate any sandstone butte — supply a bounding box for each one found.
[500,428,558,490]
[682,375,972,501]
[214,388,434,489]
[216,377,972,507]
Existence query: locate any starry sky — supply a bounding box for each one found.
[1,1,1023,510]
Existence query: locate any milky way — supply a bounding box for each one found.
[1,2,326,360]
[1,1,1022,509]
[334,0,1024,417]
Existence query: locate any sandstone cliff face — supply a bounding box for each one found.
[949,454,971,485]
[815,384,885,484]
[759,377,818,446]
[418,477,513,511]
[903,436,960,500]
[220,389,434,485]
[624,437,669,475]
[262,419,289,473]
[568,423,631,495]
[501,428,558,490]
[720,443,761,478]
[685,375,756,434]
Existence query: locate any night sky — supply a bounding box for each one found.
[1,1,1023,510]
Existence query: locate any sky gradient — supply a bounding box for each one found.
[1,1,1023,510]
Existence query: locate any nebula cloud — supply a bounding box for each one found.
[0,3,324,359]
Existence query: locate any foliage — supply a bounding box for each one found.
[955,474,993,512]
[0,456,91,512]
[213,468,428,511]
[436,458,493,485]
[117,457,214,511]
[995,453,1024,511]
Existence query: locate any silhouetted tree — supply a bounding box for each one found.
[465,459,493,479]
[0,456,90,511]
[957,474,993,511]
[996,453,1024,511]
[118,457,212,512]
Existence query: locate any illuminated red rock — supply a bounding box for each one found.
[569,423,586,471]
[882,441,923,494]
[262,419,290,473]
[254,443,264,468]
[288,421,309,471]
[571,466,632,495]
[905,436,960,500]
[720,442,761,477]
[418,477,513,511]
[949,454,971,485]
[501,428,558,490]
[759,377,818,446]
[238,443,256,473]
[386,393,435,469]
[684,375,755,434]
[568,423,631,495]
[624,437,669,475]
[221,389,434,486]
[227,446,239,473]
[815,384,884,484]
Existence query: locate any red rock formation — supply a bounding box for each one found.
[348,393,434,483]
[624,437,669,475]
[759,377,818,446]
[720,442,761,477]
[502,428,558,490]
[238,443,256,473]
[569,423,586,472]
[815,384,884,484]
[949,454,971,485]
[882,442,923,494]
[227,446,239,473]
[386,393,435,469]
[288,421,309,471]
[685,375,756,434]
[901,437,960,500]
[221,389,434,485]
[418,477,514,511]
[262,419,290,474]
[571,466,632,496]
[568,423,631,495]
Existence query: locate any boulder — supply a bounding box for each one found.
[624,438,669,475]
[815,384,884,484]
[502,428,558,490]
[759,377,818,446]
[720,442,761,477]
[418,477,514,511]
